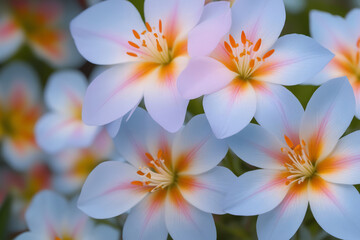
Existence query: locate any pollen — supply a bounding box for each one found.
[131,150,174,192]
[223,31,275,80]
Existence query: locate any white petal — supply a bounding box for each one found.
[78,161,148,219]
[308,177,360,239]
[91,225,120,240]
[123,191,168,240]
[300,77,355,162]
[230,0,285,53]
[165,187,216,240]
[257,183,308,240]
[346,9,360,38]
[225,169,289,216]
[45,70,87,114]
[70,0,145,64]
[203,81,257,139]
[179,166,236,214]
[255,83,303,144]
[105,118,122,138]
[171,114,228,174]
[188,1,231,57]
[317,130,360,185]
[144,0,204,41]
[14,232,44,240]
[114,107,172,168]
[254,34,334,86]
[227,124,287,170]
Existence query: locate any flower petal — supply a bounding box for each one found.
[188,1,231,57]
[114,107,172,168]
[203,81,257,139]
[179,166,236,214]
[14,232,41,240]
[230,0,285,53]
[225,169,289,216]
[82,62,153,126]
[300,77,355,162]
[165,187,216,240]
[308,177,360,239]
[0,15,23,63]
[144,0,204,42]
[171,114,228,174]
[45,70,87,114]
[144,56,189,133]
[254,34,334,86]
[227,124,287,170]
[70,0,145,64]
[123,191,168,240]
[105,118,122,138]
[25,191,68,238]
[91,225,120,240]
[78,161,148,219]
[346,9,360,38]
[317,130,360,185]
[310,10,353,52]
[256,183,308,240]
[255,83,303,144]
[177,57,237,99]
[35,113,99,154]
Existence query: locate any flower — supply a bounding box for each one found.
[70,0,230,133]
[0,61,43,171]
[0,0,83,67]
[310,9,360,118]
[50,130,115,194]
[35,70,99,154]
[78,108,236,240]
[225,77,360,239]
[177,0,333,139]
[15,190,119,240]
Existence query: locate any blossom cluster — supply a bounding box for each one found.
[0,0,360,240]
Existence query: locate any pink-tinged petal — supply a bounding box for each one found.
[308,176,360,239]
[179,166,236,214]
[203,81,256,139]
[70,0,145,64]
[255,83,303,144]
[78,161,148,219]
[105,118,122,138]
[301,63,334,85]
[82,62,155,126]
[0,15,23,63]
[123,191,168,240]
[45,70,87,114]
[227,124,287,170]
[0,61,41,106]
[165,187,216,240]
[225,169,289,216]
[254,34,334,86]
[177,57,237,99]
[115,108,172,168]
[317,131,360,185]
[25,191,68,238]
[171,114,228,174]
[310,10,353,52]
[256,183,308,240]
[2,138,41,171]
[230,0,285,54]
[346,9,360,38]
[144,0,204,43]
[35,113,99,154]
[188,1,231,57]
[300,77,355,162]
[144,56,189,133]
[90,130,114,160]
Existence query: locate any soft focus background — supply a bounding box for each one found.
[0,0,359,239]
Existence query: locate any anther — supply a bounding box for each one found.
[253,39,262,52]
[229,34,238,48]
[133,30,140,39]
[145,22,152,32]
[126,52,138,57]
[263,49,275,60]
[128,41,140,49]
[241,31,246,45]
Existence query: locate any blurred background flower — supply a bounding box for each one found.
[0,0,359,240]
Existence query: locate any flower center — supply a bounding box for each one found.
[223,31,275,80]
[131,150,174,192]
[126,20,171,65]
[281,135,316,185]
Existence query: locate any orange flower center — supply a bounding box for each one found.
[126,20,172,65]
[54,234,73,240]
[223,31,275,80]
[131,150,174,192]
[281,135,316,185]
